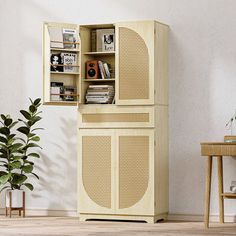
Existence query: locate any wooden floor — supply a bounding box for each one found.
[0,217,235,236]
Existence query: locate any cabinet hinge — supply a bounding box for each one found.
[154,89,156,95]
[154,140,156,146]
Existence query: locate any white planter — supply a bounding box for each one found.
[6,189,24,208]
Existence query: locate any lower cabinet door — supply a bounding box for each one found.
[78,129,116,214]
[78,129,154,216]
[115,129,155,216]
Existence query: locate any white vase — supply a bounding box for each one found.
[6,189,24,208]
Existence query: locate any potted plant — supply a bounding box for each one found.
[0,98,42,209]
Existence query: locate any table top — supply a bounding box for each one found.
[201,142,236,156]
[201,142,236,145]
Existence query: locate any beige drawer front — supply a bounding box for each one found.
[78,105,154,128]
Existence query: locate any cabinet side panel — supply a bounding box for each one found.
[43,23,51,103]
[119,136,149,209]
[154,22,169,105]
[82,136,111,208]
[155,105,169,215]
[119,27,149,100]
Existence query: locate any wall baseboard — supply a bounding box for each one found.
[0,208,235,223]
[0,208,77,217]
[168,213,236,223]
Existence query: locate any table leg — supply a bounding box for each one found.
[23,192,25,217]
[217,156,224,223]
[204,156,212,228]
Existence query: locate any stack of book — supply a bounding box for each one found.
[86,85,114,104]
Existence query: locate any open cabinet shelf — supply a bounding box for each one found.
[82,51,115,55]
[43,22,80,106]
[83,78,115,82]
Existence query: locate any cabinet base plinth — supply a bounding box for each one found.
[79,213,168,223]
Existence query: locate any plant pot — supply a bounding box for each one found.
[6,189,24,208]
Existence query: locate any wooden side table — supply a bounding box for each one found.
[5,191,25,218]
[201,142,236,228]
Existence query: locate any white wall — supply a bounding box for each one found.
[0,0,236,218]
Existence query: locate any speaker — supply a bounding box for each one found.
[86,60,99,79]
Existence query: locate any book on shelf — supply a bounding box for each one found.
[103,63,111,78]
[91,29,97,52]
[50,82,64,101]
[63,28,77,49]
[48,27,64,48]
[97,61,112,79]
[61,53,77,72]
[98,61,105,79]
[51,53,63,72]
[86,85,114,104]
[96,29,115,52]
[102,33,115,51]
[64,86,76,101]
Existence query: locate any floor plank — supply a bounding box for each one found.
[0,217,235,236]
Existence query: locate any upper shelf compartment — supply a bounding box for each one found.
[79,24,116,105]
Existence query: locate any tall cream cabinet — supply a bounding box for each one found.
[43,20,169,223]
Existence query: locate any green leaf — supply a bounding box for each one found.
[0,171,7,176]
[10,161,22,169]
[12,174,27,185]
[35,111,42,116]
[24,160,34,165]
[29,105,36,113]
[11,143,23,150]
[0,114,6,121]
[18,119,29,127]
[0,160,7,164]
[28,153,40,158]
[13,156,23,161]
[31,128,44,132]
[0,127,10,136]
[24,143,42,150]
[8,134,16,140]
[20,110,31,120]
[23,183,34,191]
[0,148,7,155]
[31,116,42,125]
[28,133,36,138]
[33,98,41,106]
[4,118,12,126]
[9,121,18,129]
[0,136,7,144]
[30,136,40,142]
[17,127,30,135]
[0,173,11,184]
[31,172,39,179]
[16,137,26,144]
[21,155,27,160]
[22,165,33,173]
[29,98,34,105]
[0,153,7,159]
[27,120,33,126]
